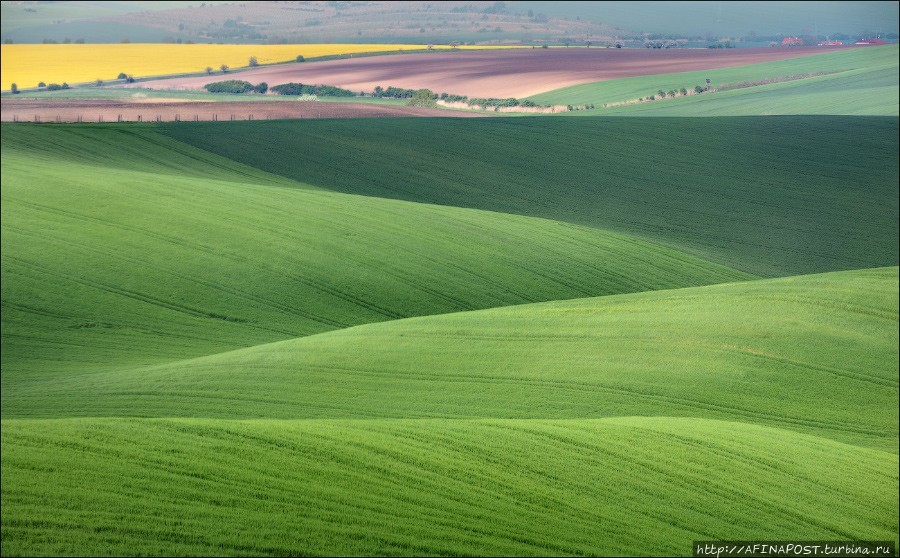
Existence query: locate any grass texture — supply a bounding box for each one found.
[164,116,900,277]
[6,267,896,451]
[1,112,897,555]
[1,124,749,380]
[2,417,896,556]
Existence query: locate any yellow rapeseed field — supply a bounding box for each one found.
[1,43,513,90]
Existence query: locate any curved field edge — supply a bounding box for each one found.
[574,63,899,117]
[162,116,900,278]
[1,417,896,557]
[528,45,899,111]
[0,123,751,378]
[0,43,518,91]
[9,267,897,452]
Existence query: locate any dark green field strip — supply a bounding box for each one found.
[529,45,898,113]
[0,124,309,188]
[8,268,896,452]
[2,418,896,556]
[1,124,749,379]
[163,116,900,277]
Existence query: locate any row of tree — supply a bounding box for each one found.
[203,80,268,94]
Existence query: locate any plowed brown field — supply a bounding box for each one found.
[127,47,847,98]
[0,99,489,122]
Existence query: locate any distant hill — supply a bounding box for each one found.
[509,1,900,38]
[1,1,624,45]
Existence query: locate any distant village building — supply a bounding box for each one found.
[855,38,886,45]
[781,37,804,46]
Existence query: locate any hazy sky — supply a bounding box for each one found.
[510,1,900,36]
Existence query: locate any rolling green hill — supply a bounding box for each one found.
[2,417,896,556]
[164,116,900,277]
[1,124,748,381]
[7,267,896,451]
[591,62,899,116]
[3,268,897,555]
[2,114,897,556]
[529,45,899,115]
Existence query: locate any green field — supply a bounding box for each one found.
[530,45,899,116]
[7,266,898,450]
[2,89,898,554]
[3,417,896,556]
[164,117,900,277]
[2,260,898,554]
[1,124,750,381]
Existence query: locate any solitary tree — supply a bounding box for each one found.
[220,64,229,73]
[117,72,128,79]
[205,66,213,75]
[10,83,18,94]
[248,56,259,67]
[96,78,104,87]
[38,81,46,88]
[406,89,437,107]
[296,54,305,62]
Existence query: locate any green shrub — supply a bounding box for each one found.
[204,80,256,93]
[270,82,355,97]
[406,89,438,107]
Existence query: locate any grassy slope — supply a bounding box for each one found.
[7,267,895,450]
[164,117,900,277]
[582,62,899,117]
[529,45,899,113]
[1,124,749,380]
[3,269,898,555]
[2,418,896,556]
[2,121,897,555]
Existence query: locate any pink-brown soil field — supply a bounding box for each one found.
[128,47,848,98]
[0,100,489,122]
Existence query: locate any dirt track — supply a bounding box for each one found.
[127,47,850,98]
[0,99,489,122]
